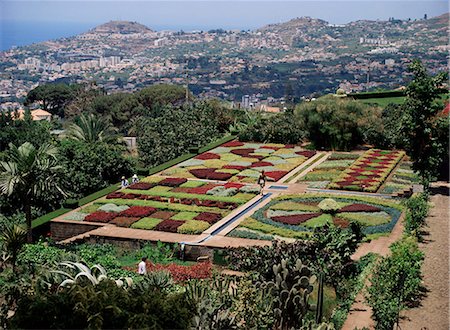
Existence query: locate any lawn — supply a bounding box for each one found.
[231,193,403,240]
[361,96,405,107]
[63,176,258,235]
[160,140,317,183]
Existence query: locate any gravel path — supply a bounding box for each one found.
[400,184,449,330]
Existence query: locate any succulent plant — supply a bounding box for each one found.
[260,258,317,329]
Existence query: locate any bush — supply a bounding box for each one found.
[404,193,429,236]
[318,198,340,214]
[62,199,79,209]
[366,237,424,329]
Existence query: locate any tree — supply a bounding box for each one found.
[295,96,382,150]
[65,114,120,145]
[1,224,27,271]
[401,60,448,188]
[24,84,77,117]
[58,139,132,198]
[0,142,64,242]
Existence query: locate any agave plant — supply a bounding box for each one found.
[49,261,132,289]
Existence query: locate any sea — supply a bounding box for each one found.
[0,20,240,51]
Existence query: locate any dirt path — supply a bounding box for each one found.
[399,185,449,330]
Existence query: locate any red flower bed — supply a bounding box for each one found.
[106,191,125,199]
[122,193,142,199]
[265,171,288,181]
[339,203,381,213]
[284,144,295,148]
[128,182,154,190]
[295,150,316,158]
[271,213,322,225]
[194,212,222,224]
[195,152,220,160]
[84,211,116,223]
[151,211,177,220]
[159,177,188,187]
[187,183,220,194]
[222,141,245,147]
[223,165,248,171]
[146,261,212,282]
[250,161,273,168]
[153,219,184,233]
[224,182,244,189]
[170,187,193,194]
[110,216,140,227]
[230,148,254,157]
[119,206,157,218]
[189,168,233,181]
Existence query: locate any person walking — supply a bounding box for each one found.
[132,174,139,184]
[138,256,148,275]
[121,176,129,189]
[257,170,267,196]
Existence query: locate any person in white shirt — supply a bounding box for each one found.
[121,176,129,189]
[138,256,147,275]
[132,174,139,184]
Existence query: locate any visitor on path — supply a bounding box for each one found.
[132,174,139,184]
[121,176,129,189]
[258,170,267,195]
[138,257,147,275]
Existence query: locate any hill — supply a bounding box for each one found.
[89,21,153,34]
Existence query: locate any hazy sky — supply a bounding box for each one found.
[1,1,448,29]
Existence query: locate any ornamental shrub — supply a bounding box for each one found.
[366,237,424,330]
[118,206,157,218]
[318,198,340,214]
[404,193,429,237]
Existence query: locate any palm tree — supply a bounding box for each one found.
[0,142,64,242]
[66,113,120,144]
[1,224,27,271]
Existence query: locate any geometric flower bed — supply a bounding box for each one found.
[328,149,405,192]
[233,194,403,240]
[298,152,360,188]
[379,161,420,194]
[75,177,258,235]
[160,141,316,183]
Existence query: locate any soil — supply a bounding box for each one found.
[399,184,449,329]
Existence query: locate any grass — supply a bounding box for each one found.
[361,96,405,107]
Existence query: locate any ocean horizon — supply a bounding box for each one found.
[0,20,250,51]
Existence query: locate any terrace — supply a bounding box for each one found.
[50,140,417,254]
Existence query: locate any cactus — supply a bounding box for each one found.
[260,258,317,329]
[315,272,324,324]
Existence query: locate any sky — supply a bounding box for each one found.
[1,1,448,29]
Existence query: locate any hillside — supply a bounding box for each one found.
[89,20,153,34]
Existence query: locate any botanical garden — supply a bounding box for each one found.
[0,61,448,329]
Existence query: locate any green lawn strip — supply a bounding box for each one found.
[284,152,327,183]
[275,193,404,211]
[270,201,320,212]
[95,198,230,215]
[32,208,71,229]
[336,212,390,226]
[78,184,120,206]
[198,135,236,153]
[239,217,311,239]
[121,188,253,204]
[170,211,199,221]
[303,214,333,228]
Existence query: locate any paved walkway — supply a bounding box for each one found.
[399,185,449,330]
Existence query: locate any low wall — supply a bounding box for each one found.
[51,220,104,241]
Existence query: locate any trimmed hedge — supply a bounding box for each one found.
[32,208,71,229]
[349,90,405,99]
